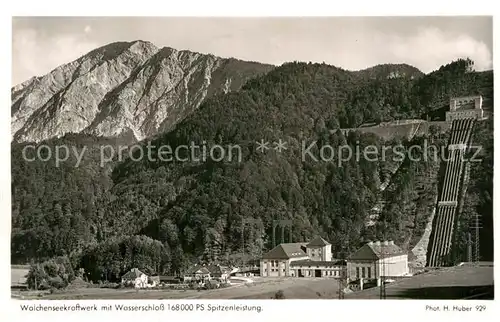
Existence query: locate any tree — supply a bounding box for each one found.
[273,290,286,299]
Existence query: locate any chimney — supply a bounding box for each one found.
[368,241,373,246]
[383,241,389,246]
[375,241,381,246]
[389,241,394,245]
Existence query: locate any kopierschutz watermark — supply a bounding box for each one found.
[301,140,482,166]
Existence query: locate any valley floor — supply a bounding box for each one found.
[11,263,494,300]
[346,263,494,299]
[12,277,340,300]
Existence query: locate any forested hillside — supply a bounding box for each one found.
[11,58,493,284]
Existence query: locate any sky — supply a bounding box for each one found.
[12,16,493,85]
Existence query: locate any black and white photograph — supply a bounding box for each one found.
[9,14,494,304]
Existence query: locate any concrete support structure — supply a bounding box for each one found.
[446,96,484,122]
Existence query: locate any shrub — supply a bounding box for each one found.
[273,290,285,299]
[48,276,66,289]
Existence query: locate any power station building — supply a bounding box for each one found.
[260,238,409,281]
[446,95,484,121]
[346,240,409,283]
[260,237,346,278]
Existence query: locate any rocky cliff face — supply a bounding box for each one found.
[11,41,273,143]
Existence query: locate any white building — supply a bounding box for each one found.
[260,237,346,278]
[290,259,346,278]
[306,237,332,261]
[347,240,408,283]
[260,242,309,277]
[121,268,149,288]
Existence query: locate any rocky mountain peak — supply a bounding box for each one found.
[11,41,273,143]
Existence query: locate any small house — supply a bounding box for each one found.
[121,268,148,288]
[206,264,231,282]
[183,264,211,282]
[148,276,160,287]
[159,276,181,284]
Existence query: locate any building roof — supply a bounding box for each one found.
[262,243,308,259]
[122,268,146,280]
[452,95,482,101]
[185,264,210,275]
[206,264,231,275]
[348,241,406,261]
[306,236,331,247]
[290,259,346,267]
[159,276,180,281]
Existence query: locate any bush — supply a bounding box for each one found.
[273,290,285,299]
[27,264,47,290]
[48,276,66,289]
[26,256,75,290]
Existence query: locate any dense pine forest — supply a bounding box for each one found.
[11,58,493,287]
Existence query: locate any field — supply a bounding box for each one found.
[12,277,340,300]
[11,265,29,287]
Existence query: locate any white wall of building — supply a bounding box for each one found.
[260,256,309,277]
[290,264,345,278]
[347,255,409,282]
[306,245,332,261]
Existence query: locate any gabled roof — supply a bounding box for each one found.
[348,241,406,261]
[206,264,231,275]
[122,268,145,280]
[262,243,308,260]
[307,236,331,247]
[185,264,210,275]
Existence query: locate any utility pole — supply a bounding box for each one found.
[272,219,278,248]
[379,257,386,299]
[471,214,482,266]
[466,233,472,263]
[272,218,293,247]
[338,276,345,299]
[380,220,387,300]
[281,219,292,243]
[241,220,245,259]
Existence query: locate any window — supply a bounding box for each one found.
[362,267,365,278]
[356,267,360,279]
[367,267,371,278]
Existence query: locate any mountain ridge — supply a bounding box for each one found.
[12,40,444,144]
